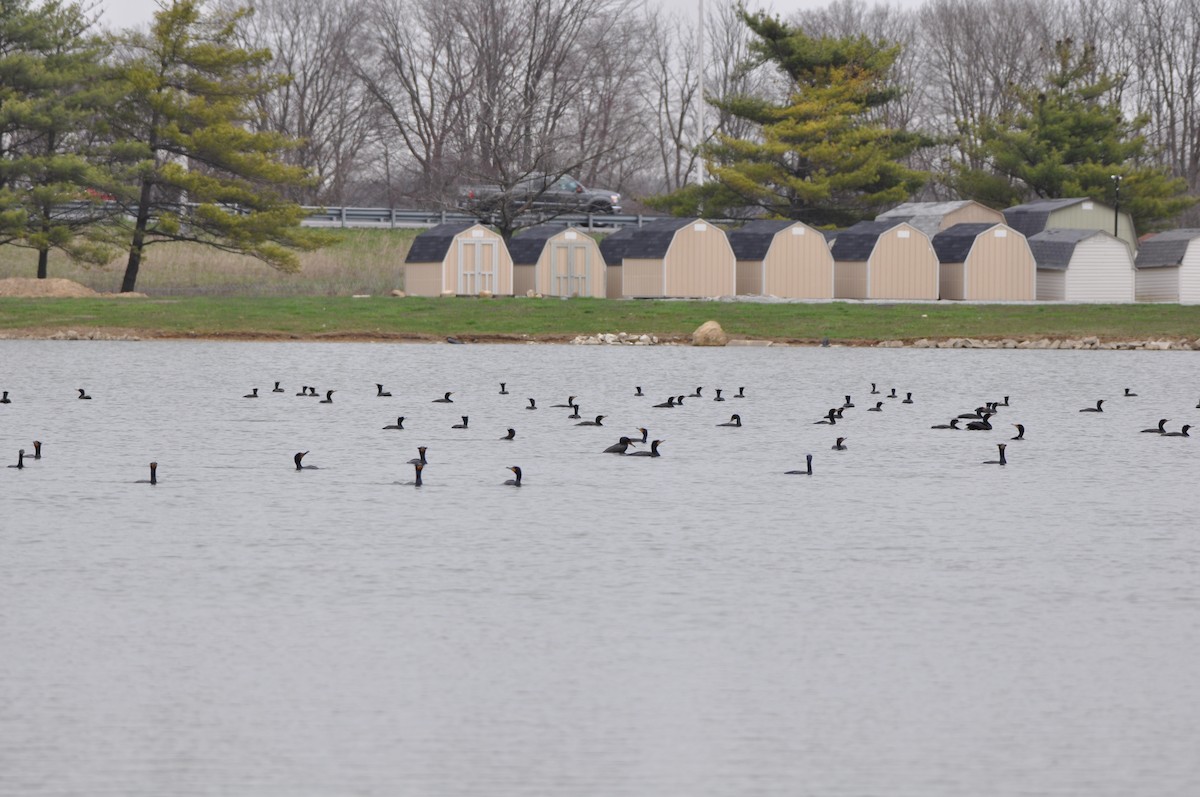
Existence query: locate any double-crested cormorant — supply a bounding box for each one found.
[931,418,960,429]
[501,428,516,440]
[1080,400,1104,412]
[902,392,914,404]
[843,395,854,408]
[867,401,883,412]
[1124,388,1137,397]
[551,396,576,408]
[814,409,837,425]
[966,413,993,430]
[296,386,309,396]
[577,415,605,426]
[887,388,898,398]
[627,439,664,457]
[527,398,537,410]
[603,436,635,453]
[1011,423,1025,440]
[0,391,10,404]
[320,389,335,403]
[383,417,406,430]
[1140,419,1169,434]
[690,387,703,397]
[30,441,41,459]
[77,388,91,399]
[376,384,392,397]
[272,382,284,393]
[307,386,319,397]
[870,383,880,395]
[7,449,24,469]
[633,427,649,443]
[735,387,746,398]
[1164,425,1192,437]
[433,392,454,403]
[717,414,742,427]
[832,437,848,450]
[410,462,424,486]
[983,443,1007,465]
[635,386,644,396]
[451,416,469,429]
[997,396,1010,406]
[135,461,157,484]
[407,447,428,465]
[653,397,676,408]
[499,382,508,394]
[567,403,581,419]
[294,451,318,470]
[503,466,522,486]
[713,389,725,401]
[785,454,813,475]
[244,388,259,398]
[675,396,686,406]
[959,406,989,419]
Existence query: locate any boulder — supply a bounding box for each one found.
[390,289,406,298]
[691,320,728,347]
[478,290,493,299]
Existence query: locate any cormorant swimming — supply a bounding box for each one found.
[1124,388,1137,397]
[501,428,516,440]
[902,392,914,404]
[931,419,960,429]
[713,389,724,401]
[653,397,676,408]
[503,466,522,486]
[294,451,318,470]
[832,437,848,450]
[499,382,508,394]
[735,387,746,398]
[633,427,649,443]
[244,388,258,398]
[410,462,424,486]
[966,413,993,430]
[376,384,392,397]
[433,392,454,403]
[451,416,469,429]
[527,398,537,410]
[627,439,664,457]
[717,414,742,427]
[635,386,644,396]
[320,389,335,403]
[983,443,1007,465]
[814,409,837,425]
[77,389,91,399]
[567,403,582,419]
[0,391,9,404]
[887,388,898,398]
[1163,425,1192,437]
[1080,400,1104,412]
[867,401,883,412]
[135,461,157,484]
[296,386,309,396]
[1140,419,1169,434]
[551,396,576,408]
[690,387,703,397]
[407,447,428,465]
[7,449,24,469]
[1010,424,1025,440]
[843,395,854,408]
[785,454,813,475]
[603,436,635,454]
[870,383,880,395]
[577,415,606,426]
[383,417,405,430]
[272,382,284,393]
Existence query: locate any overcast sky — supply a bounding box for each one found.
[96,0,929,31]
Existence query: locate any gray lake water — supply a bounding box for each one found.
[1,340,1198,796]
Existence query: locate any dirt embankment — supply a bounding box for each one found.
[0,278,146,298]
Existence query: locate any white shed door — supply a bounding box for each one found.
[550,242,590,296]
[457,239,496,295]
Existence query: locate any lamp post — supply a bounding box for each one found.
[1110,174,1122,237]
[696,0,706,185]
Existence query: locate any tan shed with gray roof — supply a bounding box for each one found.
[876,200,1004,239]
[617,218,736,298]
[831,221,939,300]
[1027,229,1134,302]
[727,220,833,298]
[932,223,1035,301]
[403,223,513,297]
[508,224,606,298]
[1134,229,1200,303]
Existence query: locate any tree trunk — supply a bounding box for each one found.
[121,179,155,293]
[37,248,49,279]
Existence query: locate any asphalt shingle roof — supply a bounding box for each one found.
[877,200,994,238]
[507,224,565,265]
[727,220,795,260]
[1002,197,1095,238]
[931,223,998,264]
[1026,228,1105,270]
[598,225,640,265]
[404,223,477,263]
[830,221,902,261]
[1134,229,1200,268]
[619,217,696,259]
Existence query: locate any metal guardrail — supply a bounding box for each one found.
[296,206,667,230]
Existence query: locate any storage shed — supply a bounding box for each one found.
[508,224,606,298]
[1134,228,1200,303]
[932,222,1035,301]
[1004,197,1137,252]
[1027,229,1134,302]
[830,221,939,300]
[727,220,833,298]
[618,218,736,298]
[598,225,640,298]
[404,223,513,296]
[876,200,1004,238]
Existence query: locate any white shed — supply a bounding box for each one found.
[1134,229,1200,303]
[1027,229,1135,303]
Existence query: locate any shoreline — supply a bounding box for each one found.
[1,327,1197,350]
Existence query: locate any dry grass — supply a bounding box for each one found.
[0,229,420,296]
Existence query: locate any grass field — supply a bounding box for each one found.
[3,295,1200,343]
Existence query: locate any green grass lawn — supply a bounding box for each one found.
[2,295,1199,342]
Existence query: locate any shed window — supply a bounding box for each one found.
[694,223,707,232]
[791,227,806,236]
[994,229,1007,238]
[1082,201,1094,210]
[471,230,484,238]
[897,230,910,239]
[564,231,577,240]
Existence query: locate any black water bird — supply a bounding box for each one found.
[628,439,663,457]
[383,417,406,430]
[966,413,993,430]
[409,462,424,485]
[717,414,742,427]
[959,406,989,419]
[690,387,703,397]
[870,383,880,395]
[1164,425,1192,437]
[633,427,649,443]
[28,441,42,460]
[814,409,838,425]
[451,416,469,429]
[983,443,1007,465]
[320,389,335,403]
[603,436,635,454]
[567,403,581,419]
[1080,400,1104,413]
[577,415,606,426]
[902,392,914,404]
[135,462,158,484]
[376,384,392,397]
[407,447,428,465]
[867,401,883,412]
[843,395,854,408]
[1140,419,1169,434]
[735,387,746,398]
[713,389,725,401]
[272,382,284,393]
[501,428,516,440]
[0,391,9,404]
[433,392,454,403]
[1011,424,1026,440]
[499,382,508,394]
[551,396,576,408]
[503,466,523,486]
[832,437,848,450]
[997,396,1010,406]
[294,451,318,470]
[887,388,898,398]
[635,386,644,396]
[675,396,686,406]
[244,388,259,398]
[785,455,813,475]
[653,397,676,408]
[527,398,537,410]
[7,449,24,469]
[307,386,319,397]
[1124,388,1137,397]
[77,389,91,399]
[931,419,961,430]
[296,386,309,396]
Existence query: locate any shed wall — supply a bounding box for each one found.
[623,259,664,297]
[533,230,606,298]
[513,265,535,296]
[1048,205,1137,250]
[866,226,939,299]
[763,224,834,298]
[607,264,623,298]
[834,261,868,298]
[736,260,763,295]
[940,262,965,300]
[942,204,1005,231]
[1064,238,1134,302]
[1037,270,1065,301]
[404,263,444,297]
[663,222,736,298]
[439,227,514,295]
[963,227,1035,300]
[1135,267,1179,302]
[1180,246,1200,303]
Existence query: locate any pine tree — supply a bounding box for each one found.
[648,11,927,226]
[956,40,1195,231]
[105,0,324,293]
